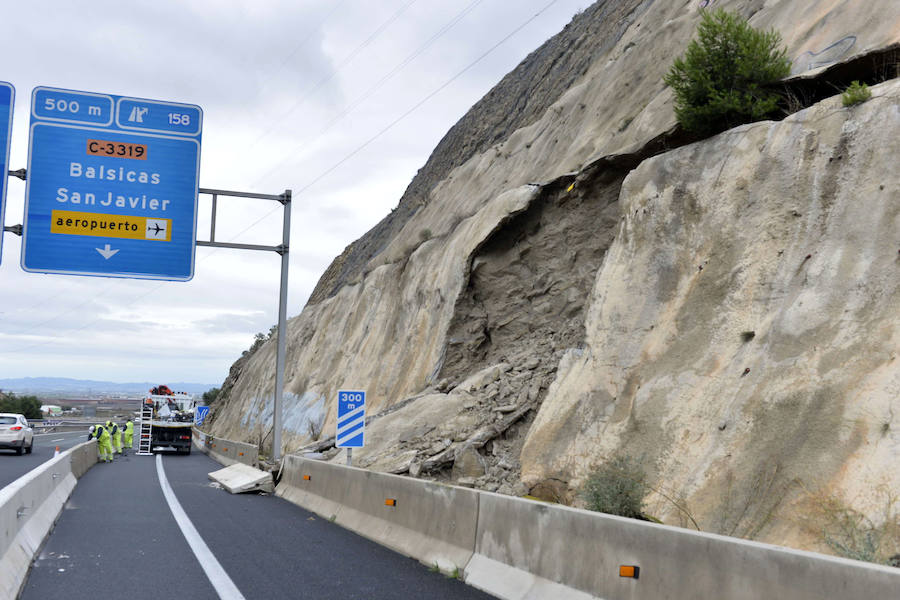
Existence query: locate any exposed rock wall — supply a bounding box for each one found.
[522,79,900,549]
[211,0,900,554]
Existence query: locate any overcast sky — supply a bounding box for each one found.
[0,0,586,385]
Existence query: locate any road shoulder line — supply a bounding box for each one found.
[155,454,246,600]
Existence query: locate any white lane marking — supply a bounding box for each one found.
[156,454,246,600]
[51,438,66,442]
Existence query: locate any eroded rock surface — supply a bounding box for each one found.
[210,0,900,555]
[523,79,900,550]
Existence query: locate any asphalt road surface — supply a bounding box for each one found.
[0,430,90,489]
[22,449,495,600]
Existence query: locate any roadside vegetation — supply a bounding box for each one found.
[0,390,42,419]
[664,8,791,135]
[202,387,221,406]
[580,456,648,519]
[804,486,900,566]
[842,81,872,106]
[580,455,701,530]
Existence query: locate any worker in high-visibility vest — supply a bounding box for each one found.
[123,420,134,455]
[107,420,122,456]
[89,424,113,463]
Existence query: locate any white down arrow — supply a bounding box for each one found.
[96,244,119,259]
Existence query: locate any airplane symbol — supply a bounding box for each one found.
[145,220,168,240]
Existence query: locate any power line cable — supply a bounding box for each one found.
[236,0,419,164]
[313,0,486,143]
[254,0,561,192]
[253,0,354,95]
[225,0,486,241]
[223,0,486,242]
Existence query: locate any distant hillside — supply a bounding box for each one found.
[0,377,215,395]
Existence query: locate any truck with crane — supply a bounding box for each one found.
[138,385,196,454]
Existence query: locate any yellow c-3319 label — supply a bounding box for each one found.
[50,210,171,242]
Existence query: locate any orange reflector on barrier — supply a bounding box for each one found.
[619,565,639,579]
[385,498,397,507]
[223,447,228,451]
[239,452,244,456]
[303,475,311,481]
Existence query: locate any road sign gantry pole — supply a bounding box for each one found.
[197,186,291,463]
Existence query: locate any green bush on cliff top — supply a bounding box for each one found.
[664,9,791,135]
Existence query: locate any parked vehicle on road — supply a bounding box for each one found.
[0,413,34,455]
[141,388,195,454]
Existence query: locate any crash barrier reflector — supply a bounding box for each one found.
[277,455,478,574]
[276,455,900,600]
[619,565,639,579]
[0,440,99,599]
[192,427,258,468]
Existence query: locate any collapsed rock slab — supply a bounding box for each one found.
[209,463,274,494]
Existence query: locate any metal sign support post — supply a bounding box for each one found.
[197,186,291,463]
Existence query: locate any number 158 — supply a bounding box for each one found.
[168,113,190,126]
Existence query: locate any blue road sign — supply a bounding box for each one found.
[22,86,202,280]
[336,390,366,448]
[195,405,210,426]
[0,82,14,266]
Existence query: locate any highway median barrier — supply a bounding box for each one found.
[193,427,258,468]
[468,490,900,599]
[277,455,478,574]
[0,440,99,599]
[276,455,900,600]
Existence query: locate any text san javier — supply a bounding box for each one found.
[55,161,172,212]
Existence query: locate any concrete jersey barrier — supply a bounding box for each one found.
[0,440,99,599]
[468,490,900,600]
[193,427,259,468]
[276,455,900,600]
[277,455,478,573]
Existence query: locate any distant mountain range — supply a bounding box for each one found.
[0,377,216,395]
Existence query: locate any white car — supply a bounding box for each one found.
[0,413,34,455]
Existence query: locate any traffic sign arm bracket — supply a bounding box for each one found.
[197,187,285,202]
[3,170,25,238]
[195,187,292,462]
[196,240,281,253]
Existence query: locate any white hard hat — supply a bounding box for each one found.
[89,425,95,432]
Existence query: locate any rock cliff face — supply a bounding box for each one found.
[522,80,900,548]
[210,0,900,553]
